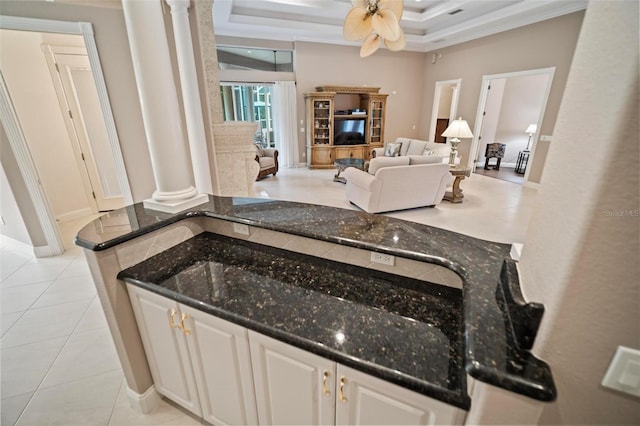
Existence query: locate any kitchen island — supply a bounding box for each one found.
[76,195,555,424]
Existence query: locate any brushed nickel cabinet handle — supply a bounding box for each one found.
[322,371,330,396]
[339,376,347,402]
[180,313,191,335]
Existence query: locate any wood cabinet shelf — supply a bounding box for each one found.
[306,87,387,169]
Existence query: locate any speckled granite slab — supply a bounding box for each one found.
[76,195,556,405]
[118,232,468,408]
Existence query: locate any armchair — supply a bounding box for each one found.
[255,145,279,180]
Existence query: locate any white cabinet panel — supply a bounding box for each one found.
[127,285,201,415]
[249,331,336,425]
[181,304,258,425]
[335,365,464,426]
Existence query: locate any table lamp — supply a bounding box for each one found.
[525,124,537,150]
[442,117,473,166]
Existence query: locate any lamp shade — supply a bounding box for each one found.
[525,124,537,135]
[442,117,473,139]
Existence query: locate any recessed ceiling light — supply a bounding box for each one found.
[449,9,463,15]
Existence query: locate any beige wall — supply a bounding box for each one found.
[0,29,93,220]
[0,125,47,247]
[295,41,426,163]
[420,11,585,183]
[519,1,639,424]
[1,0,155,202]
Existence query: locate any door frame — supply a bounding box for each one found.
[0,15,132,255]
[428,78,461,143]
[469,67,555,181]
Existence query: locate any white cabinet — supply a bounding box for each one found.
[248,332,465,426]
[127,285,258,425]
[335,365,464,426]
[128,286,465,426]
[249,331,336,425]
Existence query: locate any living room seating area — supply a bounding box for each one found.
[344,156,452,213]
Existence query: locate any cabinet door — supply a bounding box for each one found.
[311,147,333,166]
[335,365,465,426]
[126,285,201,416]
[180,304,258,426]
[249,331,336,425]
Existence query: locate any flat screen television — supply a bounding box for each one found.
[334,119,366,145]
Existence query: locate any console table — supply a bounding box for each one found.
[444,166,472,203]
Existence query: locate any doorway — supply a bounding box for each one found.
[428,79,461,143]
[0,16,131,255]
[469,68,555,184]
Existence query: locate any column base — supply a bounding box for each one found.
[143,193,209,214]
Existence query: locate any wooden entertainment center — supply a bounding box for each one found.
[305,86,387,169]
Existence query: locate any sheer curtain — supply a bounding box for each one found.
[272,81,299,168]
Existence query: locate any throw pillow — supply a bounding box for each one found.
[384,142,402,157]
[406,141,427,156]
[423,147,435,156]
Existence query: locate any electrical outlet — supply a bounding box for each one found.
[371,251,395,266]
[233,223,249,236]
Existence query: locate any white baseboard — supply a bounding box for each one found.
[126,385,161,414]
[56,207,94,223]
[475,161,517,168]
[524,181,541,190]
[510,243,523,261]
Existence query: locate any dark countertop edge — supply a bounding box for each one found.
[123,277,471,410]
[465,363,556,402]
[76,209,468,279]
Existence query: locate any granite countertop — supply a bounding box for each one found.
[118,232,468,408]
[76,195,556,407]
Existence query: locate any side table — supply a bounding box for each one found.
[444,166,472,203]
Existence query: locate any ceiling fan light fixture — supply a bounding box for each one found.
[344,0,405,56]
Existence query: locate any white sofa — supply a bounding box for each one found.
[371,137,459,164]
[344,156,452,213]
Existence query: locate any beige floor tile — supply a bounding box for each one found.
[30,275,97,309]
[0,283,51,314]
[0,249,31,282]
[0,337,67,398]
[74,297,109,334]
[1,299,92,348]
[1,311,24,337]
[1,262,67,288]
[40,327,121,389]
[1,392,33,426]
[16,370,123,426]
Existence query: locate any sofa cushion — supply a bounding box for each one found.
[384,142,402,157]
[368,156,410,175]
[255,143,264,157]
[258,157,275,169]
[406,140,428,156]
[409,155,444,165]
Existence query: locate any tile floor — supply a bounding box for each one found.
[0,168,537,425]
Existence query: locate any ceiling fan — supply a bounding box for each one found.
[343,0,406,57]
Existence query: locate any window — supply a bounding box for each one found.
[220,84,275,147]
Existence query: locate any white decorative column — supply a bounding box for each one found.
[165,0,213,195]
[122,0,208,213]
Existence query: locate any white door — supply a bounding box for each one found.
[46,48,125,211]
[335,365,465,426]
[126,285,202,416]
[181,304,258,425]
[249,331,336,425]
